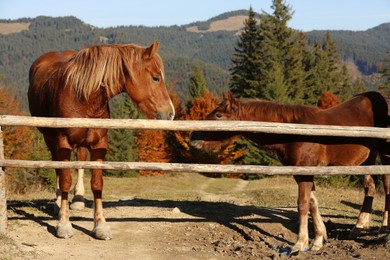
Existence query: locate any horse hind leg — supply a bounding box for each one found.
[309,191,327,251]
[378,174,390,233]
[70,147,87,210]
[349,174,377,239]
[291,177,313,253]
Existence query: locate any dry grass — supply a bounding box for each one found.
[7,173,386,226]
[0,22,30,35]
[187,15,258,33]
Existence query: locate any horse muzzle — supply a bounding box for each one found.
[156,110,175,120]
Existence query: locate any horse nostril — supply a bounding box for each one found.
[156,113,162,120]
[169,112,175,120]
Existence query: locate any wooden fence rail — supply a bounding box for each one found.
[1,115,390,234]
[2,115,390,138]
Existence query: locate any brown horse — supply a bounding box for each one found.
[190,92,390,252]
[28,41,175,240]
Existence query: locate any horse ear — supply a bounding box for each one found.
[228,92,238,112]
[222,92,228,100]
[144,40,160,58]
[225,92,238,112]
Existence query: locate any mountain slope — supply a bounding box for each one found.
[0,12,389,109]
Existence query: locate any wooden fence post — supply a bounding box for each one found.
[0,126,6,234]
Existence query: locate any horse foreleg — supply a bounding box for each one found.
[56,148,73,239]
[291,177,313,253]
[350,175,377,239]
[309,191,327,251]
[90,148,111,240]
[379,174,390,233]
[55,170,61,214]
[70,148,88,210]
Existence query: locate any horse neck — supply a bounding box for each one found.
[237,100,317,155]
[237,100,314,123]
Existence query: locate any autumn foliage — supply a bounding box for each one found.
[136,129,171,176]
[317,91,340,109]
[172,90,246,178]
[135,92,180,176]
[0,85,36,193]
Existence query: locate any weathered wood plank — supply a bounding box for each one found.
[1,115,390,138]
[0,127,7,234]
[1,159,390,176]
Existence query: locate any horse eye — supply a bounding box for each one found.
[215,112,222,119]
[152,76,160,82]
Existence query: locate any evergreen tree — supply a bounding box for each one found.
[259,0,301,102]
[188,62,207,100]
[229,0,302,167]
[304,42,329,104]
[230,6,262,98]
[378,51,390,97]
[286,32,307,104]
[106,94,140,176]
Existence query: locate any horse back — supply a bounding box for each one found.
[28,50,76,117]
[285,92,388,166]
[308,92,388,128]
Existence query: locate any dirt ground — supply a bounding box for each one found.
[1,173,389,259]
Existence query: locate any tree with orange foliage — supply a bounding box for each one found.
[135,91,180,176]
[317,91,340,109]
[136,129,171,176]
[172,90,221,163]
[0,87,34,160]
[172,90,246,178]
[0,84,38,193]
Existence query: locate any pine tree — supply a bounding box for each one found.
[285,32,307,104]
[106,94,140,176]
[188,62,207,100]
[230,6,262,98]
[259,0,300,102]
[377,51,390,97]
[304,42,329,104]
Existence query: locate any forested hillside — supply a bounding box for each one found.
[1,4,389,191]
[0,12,389,109]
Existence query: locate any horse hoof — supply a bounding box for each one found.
[56,222,73,238]
[349,227,363,239]
[290,241,309,254]
[53,203,60,216]
[70,201,85,210]
[310,243,322,251]
[93,223,112,240]
[70,195,85,210]
[378,226,389,234]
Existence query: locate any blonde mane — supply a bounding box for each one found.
[63,44,151,100]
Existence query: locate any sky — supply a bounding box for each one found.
[0,0,389,31]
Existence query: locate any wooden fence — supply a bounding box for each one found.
[1,115,390,234]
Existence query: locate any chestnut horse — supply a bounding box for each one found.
[28,41,175,240]
[190,92,390,252]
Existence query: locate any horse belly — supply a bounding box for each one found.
[64,128,108,150]
[327,144,370,166]
[284,143,328,166]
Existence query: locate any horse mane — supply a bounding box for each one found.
[63,44,158,100]
[237,99,319,123]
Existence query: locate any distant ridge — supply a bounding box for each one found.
[0,11,389,108]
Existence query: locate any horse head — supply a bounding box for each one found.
[124,41,175,120]
[190,92,239,152]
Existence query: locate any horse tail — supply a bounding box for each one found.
[360,91,388,128]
